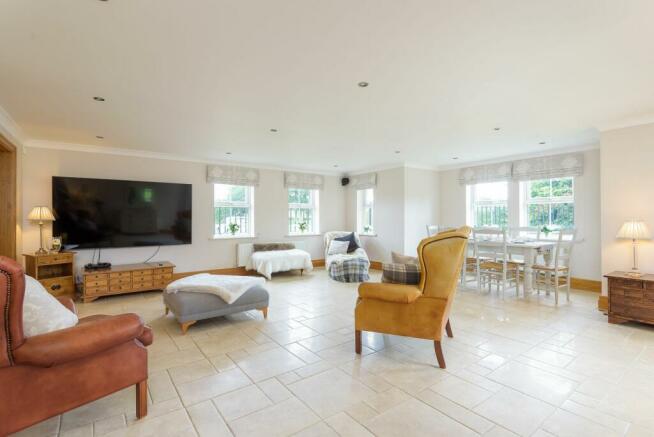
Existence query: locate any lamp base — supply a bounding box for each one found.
[626,270,643,278]
[35,248,48,255]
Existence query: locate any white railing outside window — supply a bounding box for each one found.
[214,184,254,237]
[288,188,319,234]
[357,188,375,235]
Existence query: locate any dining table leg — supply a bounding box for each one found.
[523,248,535,295]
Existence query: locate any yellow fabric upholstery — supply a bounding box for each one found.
[355,227,471,343]
[358,283,422,304]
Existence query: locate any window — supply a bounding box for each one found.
[357,188,374,235]
[213,184,254,237]
[521,177,574,229]
[288,188,319,234]
[466,181,508,227]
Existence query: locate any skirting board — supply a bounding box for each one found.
[570,277,601,293]
[172,259,327,281]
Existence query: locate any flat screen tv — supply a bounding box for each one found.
[52,176,192,249]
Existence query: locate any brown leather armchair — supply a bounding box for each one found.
[355,227,471,369]
[0,256,153,436]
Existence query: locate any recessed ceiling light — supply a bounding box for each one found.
[333,164,339,168]
[493,127,501,131]
[93,96,105,102]
[358,82,369,88]
[270,128,278,133]
[452,157,459,160]
[394,150,401,154]
[226,152,232,155]
[539,141,546,145]
[96,135,104,139]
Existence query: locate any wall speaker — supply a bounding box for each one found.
[341,177,350,186]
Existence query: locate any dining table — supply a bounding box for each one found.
[463,239,558,294]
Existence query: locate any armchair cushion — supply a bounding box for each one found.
[358,282,422,303]
[334,232,360,253]
[13,313,148,367]
[382,262,421,285]
[23,275,78,337]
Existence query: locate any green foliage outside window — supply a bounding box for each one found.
[526,178,574,228]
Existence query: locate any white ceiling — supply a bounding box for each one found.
[1,0,654,172]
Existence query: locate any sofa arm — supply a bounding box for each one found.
[57,296,77,314]
[358,283,422,303]
[13,313,148,367]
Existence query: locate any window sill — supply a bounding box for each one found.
[360,233,377,237]
[210,235,256,240]
[286,233,321,237]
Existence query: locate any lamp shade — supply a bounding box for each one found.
[616,220,651,240]
[27,206,55,222]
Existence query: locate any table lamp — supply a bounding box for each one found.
[28,206,56,255]
[616,220,651,277]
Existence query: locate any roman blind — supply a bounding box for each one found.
[207,165,260,186]
[284,171,325,190]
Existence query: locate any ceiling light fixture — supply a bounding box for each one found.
[226,152,232,155]
[493,127,501,131]
[358,82,369,88]
[93,96,105,102]
[394,150,401,154]
[539,141,546,145]
[452,157,459,160]
[333,165,339,168]
[270,128,278,133]
[96,135,104,139]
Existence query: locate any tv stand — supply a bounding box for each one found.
[82,261,175,303]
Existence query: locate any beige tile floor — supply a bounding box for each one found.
[12,269,654,437]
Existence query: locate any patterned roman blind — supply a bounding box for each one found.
[458,162,513,185]
[512,153,584,181]
[284,172,325,190]
[207,165,260,186]
[350,172,377,189]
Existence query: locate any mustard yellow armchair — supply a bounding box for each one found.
[355,227,471,369]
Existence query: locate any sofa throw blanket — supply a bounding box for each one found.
[382,262,421,285]
[165,273,265,304]
[328,255,370,283]
[253,243,295,252]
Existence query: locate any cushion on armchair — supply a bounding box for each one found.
[334,232,360,253]
[382,262,421,285]
[23,275,78,337]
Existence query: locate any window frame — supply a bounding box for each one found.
[520,177,575,229]
[212,183,255,238]
[465,181,509,228]
[287,188,320,235]
[357,188,375,236]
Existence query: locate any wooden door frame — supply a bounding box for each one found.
[0,133,17,259]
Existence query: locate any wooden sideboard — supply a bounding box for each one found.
[23,252,75,299]
[605,271,654,325]
[82,261,175,303]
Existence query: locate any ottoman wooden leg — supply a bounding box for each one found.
[259,307,268,319]
[180,320,196,334]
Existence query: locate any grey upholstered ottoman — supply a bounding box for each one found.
[163,285,269,334]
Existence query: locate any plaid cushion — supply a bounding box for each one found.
[382,262,421,284]
[328,257,370,283]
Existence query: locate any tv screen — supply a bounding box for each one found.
[52,177,192,249]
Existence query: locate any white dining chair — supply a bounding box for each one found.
[532,228,576,304]
[472,227,521,298]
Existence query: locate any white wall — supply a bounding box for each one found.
[438,148,601,281]
[404,167,439,255]
[600,122,654,294]
[21,146,345,275]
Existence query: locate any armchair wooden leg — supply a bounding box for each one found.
[180,320,196,335]
[434,341,446,369]
[445,319,453,338]
[136,380,148,419]
[259,307,268,319]
[355,330,362,354]
[165,305,170,316]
